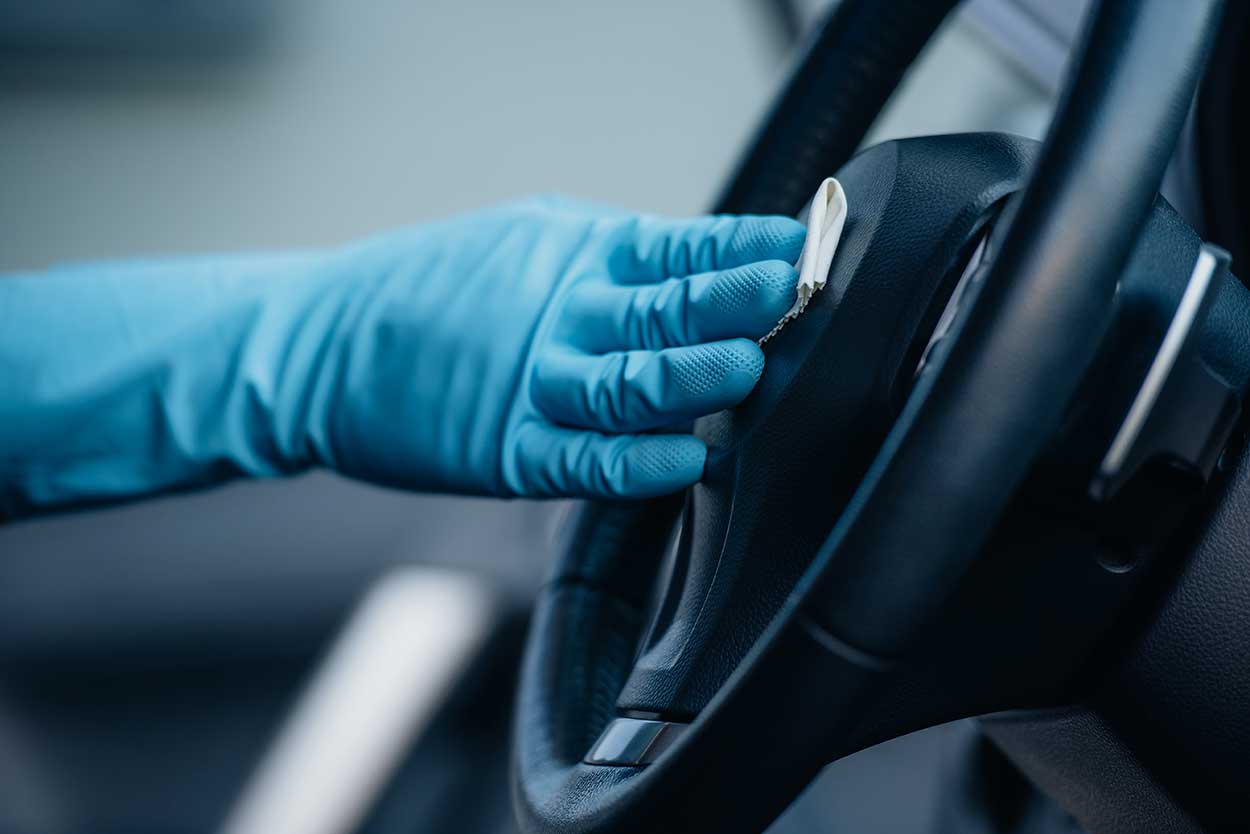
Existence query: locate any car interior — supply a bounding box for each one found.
[1,1,1248,833]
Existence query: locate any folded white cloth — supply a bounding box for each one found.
[761,177,848,344]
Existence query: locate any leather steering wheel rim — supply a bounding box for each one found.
[512,2,1225,833]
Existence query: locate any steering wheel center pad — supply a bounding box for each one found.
[617,133,1036,720]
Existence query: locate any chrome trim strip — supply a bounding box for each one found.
[585,717,689,767]
[1098,246,1218,481]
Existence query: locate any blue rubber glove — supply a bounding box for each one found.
[0,197,804,515]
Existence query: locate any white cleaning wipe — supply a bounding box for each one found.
[760,177,848,344]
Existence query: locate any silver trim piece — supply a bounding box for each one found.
[1097,247,1218,481]
[914,232,989,381]
[585,717,688,766]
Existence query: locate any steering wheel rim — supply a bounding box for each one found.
[513,2,1224,833]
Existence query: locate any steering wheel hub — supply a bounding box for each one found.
[615,134,1034,721]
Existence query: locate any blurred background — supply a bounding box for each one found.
[0,1,1077,832]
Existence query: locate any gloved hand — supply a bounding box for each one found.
[0,197,804,515]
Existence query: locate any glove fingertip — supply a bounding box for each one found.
[615,435,707,497]
[727,215,807,267]
[672,339,764,398]
[704,260,798,335]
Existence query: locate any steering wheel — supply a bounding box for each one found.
[512,1,1228,832]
